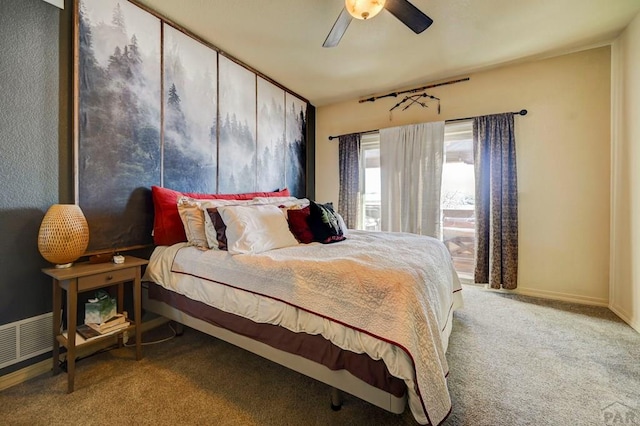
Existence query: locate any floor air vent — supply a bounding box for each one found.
[0,312,52,369]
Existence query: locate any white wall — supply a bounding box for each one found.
[316,47,611,306]
[611,13,640,332]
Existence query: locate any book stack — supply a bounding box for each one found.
[76,313,130,340]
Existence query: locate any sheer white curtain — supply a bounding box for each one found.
[380,121,445,238]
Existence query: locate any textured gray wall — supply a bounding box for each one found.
[0,0,64,374]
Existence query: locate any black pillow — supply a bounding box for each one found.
[307,201,346,244]
[205,207,228,250]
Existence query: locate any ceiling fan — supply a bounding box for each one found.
[323,0,433,48]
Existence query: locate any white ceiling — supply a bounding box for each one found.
[136,0,640,106]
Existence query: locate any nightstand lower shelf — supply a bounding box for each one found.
[59,323,136,346]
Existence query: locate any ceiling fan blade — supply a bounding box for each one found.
[384,0,433,34]
[323,8,353,48]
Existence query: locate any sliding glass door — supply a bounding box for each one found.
[356,122,475,279]
[441,120,475,280]
[359,134,381,231]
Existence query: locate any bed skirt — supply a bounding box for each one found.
[145,282,407,401]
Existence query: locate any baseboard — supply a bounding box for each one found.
[484,286,609,307]
[0,316,170,392]
[0,358,51,392]
[609,303,640,333]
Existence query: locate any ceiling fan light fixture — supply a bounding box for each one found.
[345,0,386,20]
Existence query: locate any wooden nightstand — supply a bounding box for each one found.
[42,256,148,393]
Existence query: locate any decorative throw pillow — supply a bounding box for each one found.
[151,185,290,246]
[335,212,349,237]
[204,207,228,250]
[217,204,299,254]
[307,201,346,244]
[287,206,314,244]
[176,197,209,249]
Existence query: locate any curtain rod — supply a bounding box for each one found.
[327,109,528,140]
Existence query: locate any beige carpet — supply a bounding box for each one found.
[1,285,638,425]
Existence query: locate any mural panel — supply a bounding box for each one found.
[218,56,256,194]
[163,24,217,193]
[285,93,307,198]
[257,77,286,192]
[78,0,161,250]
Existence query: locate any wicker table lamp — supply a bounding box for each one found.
[38,204,89,268]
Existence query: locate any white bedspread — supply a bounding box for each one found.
[144,230,462,425]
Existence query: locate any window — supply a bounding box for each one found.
[441,120,475,280]
[359,133,381,231]
[357,121,475,278]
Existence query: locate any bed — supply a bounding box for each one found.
[142,225,462,425]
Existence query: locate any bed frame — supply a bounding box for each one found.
[141,284,407,413]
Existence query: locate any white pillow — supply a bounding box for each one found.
[217,204,299,254]
[177,197,253,249]
[251,196,301,204]
[252,196,309,209]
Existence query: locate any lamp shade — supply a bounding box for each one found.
[38,204,89,268]
[345,0,386,20]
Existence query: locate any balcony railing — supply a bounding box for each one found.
[442,208,475,279]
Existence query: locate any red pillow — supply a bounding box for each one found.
[287,206,314,244]
[151,186,290,246]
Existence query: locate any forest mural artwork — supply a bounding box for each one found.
[163,24,217,193]
[286,93,307,198]
[257,77,286,192]
[77,0,307,251]
[218,55,257,194]
[78,0,161,251]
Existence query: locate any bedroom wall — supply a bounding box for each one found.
[315,47,612,306]
[610,11,640,332]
